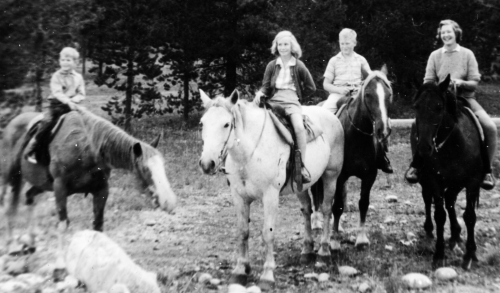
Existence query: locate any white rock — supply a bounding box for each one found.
[490,194,500,200]
[15,273,45,287]
[144,219,157,226]
[227,284,247,293]
[384,216,396,224]
[65,230,160,293]
[386,195,398,203]
[304,272,319,280]
[110,283,131,293]
[385,245,393,251]
[318,273,329,282]
[368,205,375,211]
[406,232,417,240]
[41,288,57,293]
[338,266,358,277]
[56,281,67,291]
[358,282,370,293]
[198,273,212,284]
[401,273,432,289]
[0,280,29,292]
[246,285,262,293]
[404,200,411,205]
[210,278,221,286]
[434,267,458,281]
[64,275,79,288]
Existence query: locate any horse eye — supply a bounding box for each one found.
[224,123,230,128]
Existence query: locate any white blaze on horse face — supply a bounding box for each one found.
[376,82,389,136]
[146,155,176,213]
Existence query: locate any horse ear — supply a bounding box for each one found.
[150,133,161,148]
[439,74,451,93]
[133,143,142,157]
[228,89,239,105]
[380,64,389,76]
[199,89,213,109]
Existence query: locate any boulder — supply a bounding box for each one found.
[434,267,458,281]
[65,230,160,293]
[401,273,432,289]
[338,266,358,277]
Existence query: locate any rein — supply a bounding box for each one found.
[215,103,267,175]
[345,84,392,142]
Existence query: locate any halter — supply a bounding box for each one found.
[345,80,392,142]
[213,102,267,175]
[416,83,457,152]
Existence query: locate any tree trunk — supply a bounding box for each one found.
[34,53,45,112]
[124,49,134,132]
[183,71,190,122]
[81,37,86,77]
[224,0,238,96]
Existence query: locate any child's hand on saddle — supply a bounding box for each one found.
[71,96,85,103]
[339,87,350,96]
[253,92,264,106]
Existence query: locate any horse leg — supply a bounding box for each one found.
[443,186,463,253]
[317,170,337,265]
[53,178,69,282]
[92,186,109,232]
[19,186,44,254]
[258,187,279,290]
[421,183,434,238]
[297,190,315,265]
[462,187,479,270]
[310,179,324,230]
[432,187,447,269]
[355,173,376,249]
[229,192,251,286]
[331,176,347,251]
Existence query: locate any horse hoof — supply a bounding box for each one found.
[300,253,316,265]
[316,254,331,266]
[229,274,248,286]
[53,268,67,283]
[258,279,275,291]
[355,242,370,251]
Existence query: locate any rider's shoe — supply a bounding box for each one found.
[481,173,496,190]
[24,139,38,164]
[405,167,419,184]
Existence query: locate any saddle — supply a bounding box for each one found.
[264,102,323,146]
[458,97,484,142]
[25,113,67,166]
[263,102,323,191]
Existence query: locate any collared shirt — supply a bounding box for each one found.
[323,52,370,86]
[49,69,85,101]
[424,44,480,98]
[275,56,297,91]
[442,44,461,54]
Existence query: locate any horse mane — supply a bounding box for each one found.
[65,109,159,170]
[360,71,393,102]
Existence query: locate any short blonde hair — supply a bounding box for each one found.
[270,31,302,58]
[60,47,79,60]
[339,28,357,44]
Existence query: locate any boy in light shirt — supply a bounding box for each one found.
[25,47,85,164]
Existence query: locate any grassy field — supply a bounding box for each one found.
[1,79,500,292]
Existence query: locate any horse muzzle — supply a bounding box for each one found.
[199,158,216,175]
[417,141,434,157]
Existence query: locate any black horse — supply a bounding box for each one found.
[411,75,484,270]
[311,69,393,253]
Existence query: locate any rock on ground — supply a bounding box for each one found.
[402,273,432,289]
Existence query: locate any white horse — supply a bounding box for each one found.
[198,90,344,289]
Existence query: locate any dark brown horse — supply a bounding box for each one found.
[0,108,176,275]
[411,75,483,270]
[312,69,393,252]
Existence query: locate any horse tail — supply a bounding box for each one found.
[310,178,324,212]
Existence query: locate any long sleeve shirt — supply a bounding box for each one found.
[49,69,86,103]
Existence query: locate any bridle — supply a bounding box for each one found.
[210,103,267,175]
[345,80,392,142]
[416,83,457,152]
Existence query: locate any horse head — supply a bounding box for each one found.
[132,142,177,213]
[413,74,457,157]
[198,89,240,174]
[361,68,393,143]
